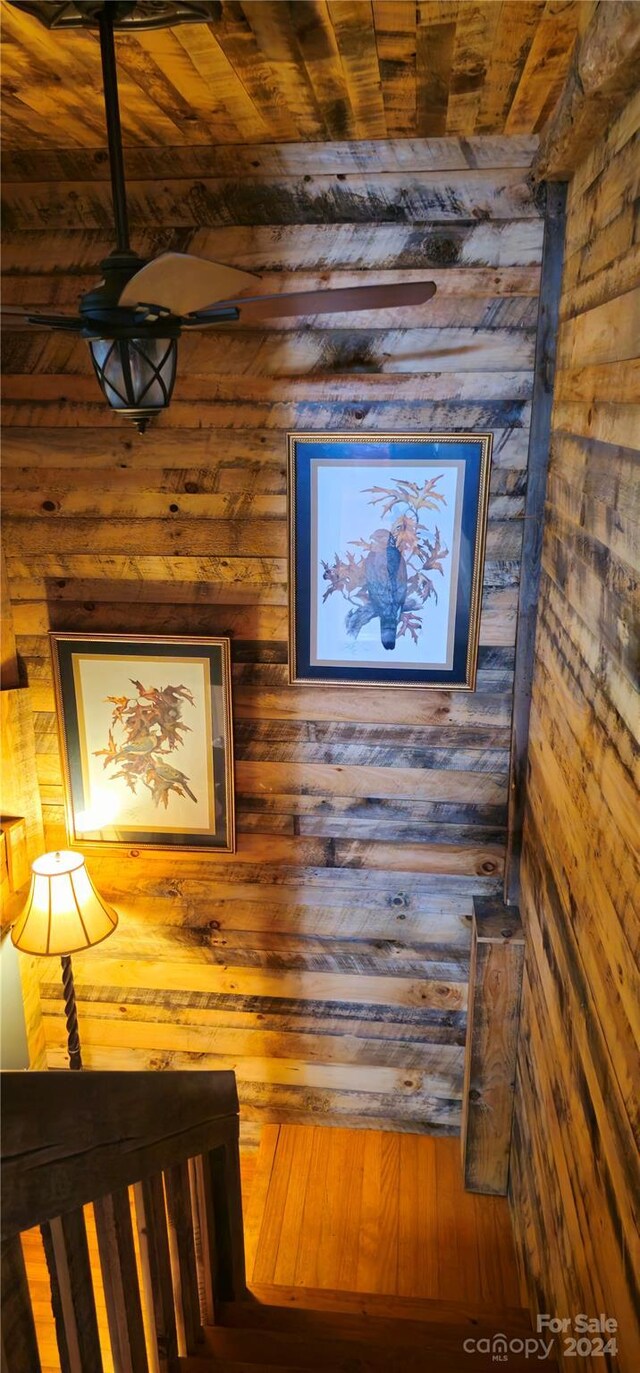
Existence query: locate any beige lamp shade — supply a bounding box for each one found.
[11,850,118,957]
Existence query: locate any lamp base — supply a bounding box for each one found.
[60,955,83,1071]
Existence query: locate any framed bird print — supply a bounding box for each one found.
[50,634,235,853]
[288,432,492,690]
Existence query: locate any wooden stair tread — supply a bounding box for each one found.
[181,1357,547,1373]
[180,1363,540,1373]
[218,1298,532,1346]
[178,1362,311,1373]
[181,1319,554,1372]
[240,1283,533,1331]
[180,1362,311,1373]
[181,1346,552,1373]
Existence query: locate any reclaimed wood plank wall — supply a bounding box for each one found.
[1,136,542,1130]
[509,92,640,1365]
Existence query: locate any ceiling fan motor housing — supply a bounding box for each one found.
[79,250,181,336]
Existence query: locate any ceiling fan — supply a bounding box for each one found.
[6,1,437,433]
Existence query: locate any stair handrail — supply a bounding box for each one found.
[1,1069,240,1237]
[1,1069,247,1372]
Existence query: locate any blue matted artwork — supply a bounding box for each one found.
[288,432,492,689]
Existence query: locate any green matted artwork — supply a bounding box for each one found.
[51,633,235,853]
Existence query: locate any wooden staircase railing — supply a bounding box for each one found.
[0,1070,247,1373]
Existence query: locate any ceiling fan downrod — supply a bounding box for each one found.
[97,5,131,256]
[79,5,180,433]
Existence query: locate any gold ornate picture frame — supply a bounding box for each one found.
[51,633,236,853]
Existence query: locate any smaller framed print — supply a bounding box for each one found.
[288,432,492,690]
[51,634,235,853]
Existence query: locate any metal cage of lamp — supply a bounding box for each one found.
[89,334,178,433]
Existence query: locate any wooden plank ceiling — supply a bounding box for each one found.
[1,0,583,151]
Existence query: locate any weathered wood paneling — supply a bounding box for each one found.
[505,182,567,901]
[1,136,541,1130]
[0,3,580,151]
[509,90,640,1369]
[535,0,640,180]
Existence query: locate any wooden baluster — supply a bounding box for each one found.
[190,1154,216,1326]
[1,1235,41,1373]
[94,1189,149,1373]
[200,1139,247,1305]
[211,1139,247,1302]
[40,1210,103,1373]
[133,1175,179,1373]
[164,1161,203,1356]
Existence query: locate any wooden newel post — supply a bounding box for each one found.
[461,897,525,1196]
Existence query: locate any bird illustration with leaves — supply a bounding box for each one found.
[322,474,449,651]
[143,759,198,809]
[344,529,408,650]
[94,678,198,808]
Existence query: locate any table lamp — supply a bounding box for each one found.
[11,850,118,1070]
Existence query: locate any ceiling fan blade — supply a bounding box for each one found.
[0,308,83,331]
[119,252,260,315]
[188,281,437,326]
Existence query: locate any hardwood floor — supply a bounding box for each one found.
[21,1124,524,1371]
[245,1126,522,1306]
